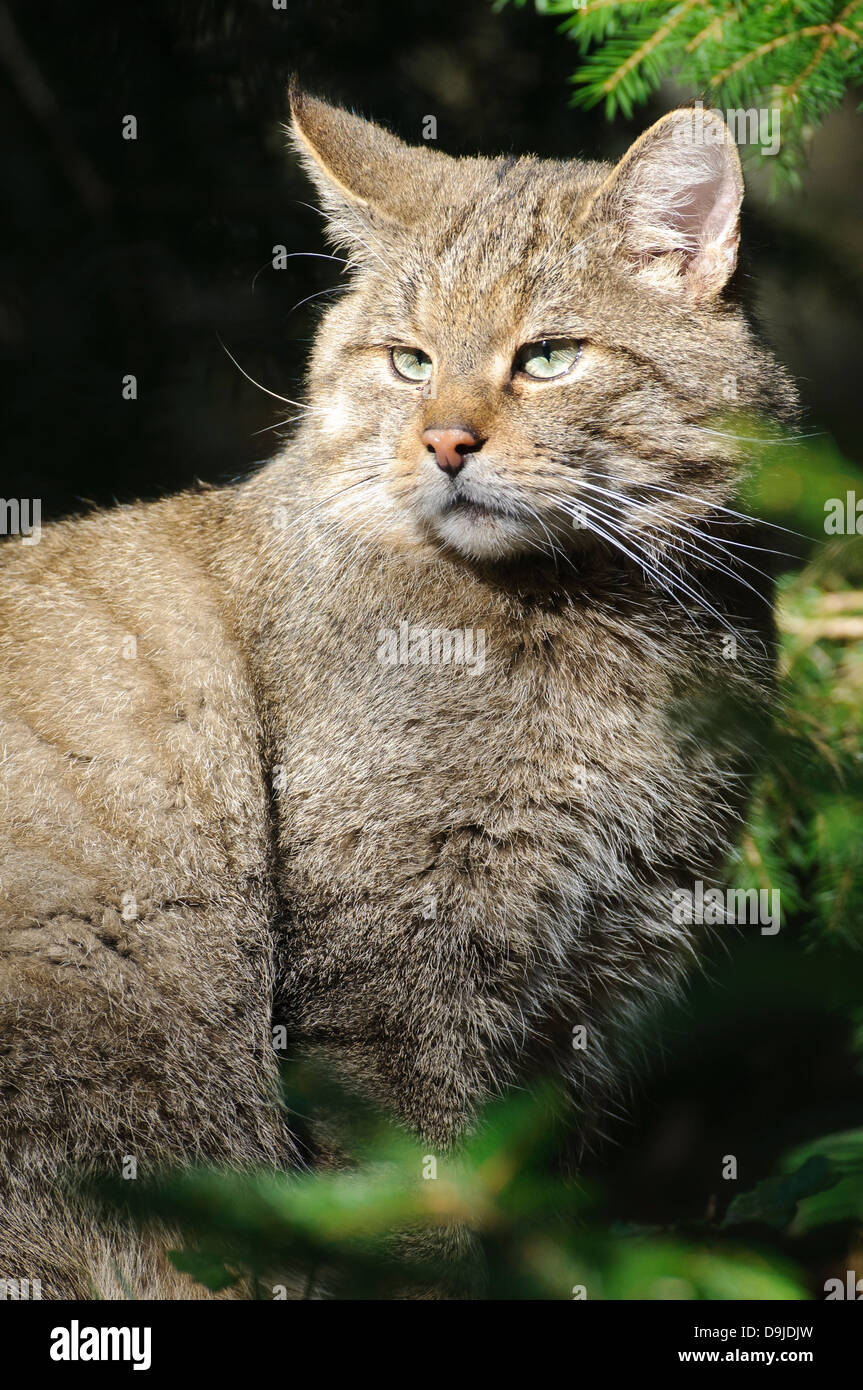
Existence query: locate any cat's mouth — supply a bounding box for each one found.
[440,493,507,522]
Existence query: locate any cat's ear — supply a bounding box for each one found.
[288,82,448,250]
[587,107,744,302]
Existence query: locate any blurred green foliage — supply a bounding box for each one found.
[734,429,863,948]
[89,1065,810,1300]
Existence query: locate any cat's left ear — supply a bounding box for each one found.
[586,107,744,302]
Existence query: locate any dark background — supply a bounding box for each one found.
[2,0,862,1292]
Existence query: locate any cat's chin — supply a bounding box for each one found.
[428,507,542,563]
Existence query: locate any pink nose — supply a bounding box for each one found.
[422,427,482,476]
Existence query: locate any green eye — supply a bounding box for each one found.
[516,338,582,380]
[390,346,433,383]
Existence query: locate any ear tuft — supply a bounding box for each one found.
[592,107,744,302]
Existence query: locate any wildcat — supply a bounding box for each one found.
[0,86,796,1298]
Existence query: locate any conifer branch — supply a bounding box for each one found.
[601,0,700,98]
[501,0,863,183]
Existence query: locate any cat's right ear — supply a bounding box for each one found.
[288,82,447,253]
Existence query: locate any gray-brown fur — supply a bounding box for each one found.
[0,90,796,1297]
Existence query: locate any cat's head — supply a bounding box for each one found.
[288,86,796,568]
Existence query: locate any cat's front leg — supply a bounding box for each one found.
[0,891,294,1299]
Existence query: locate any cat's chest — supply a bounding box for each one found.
[269,613,660,903]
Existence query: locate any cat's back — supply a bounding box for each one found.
[0,494,271,946]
